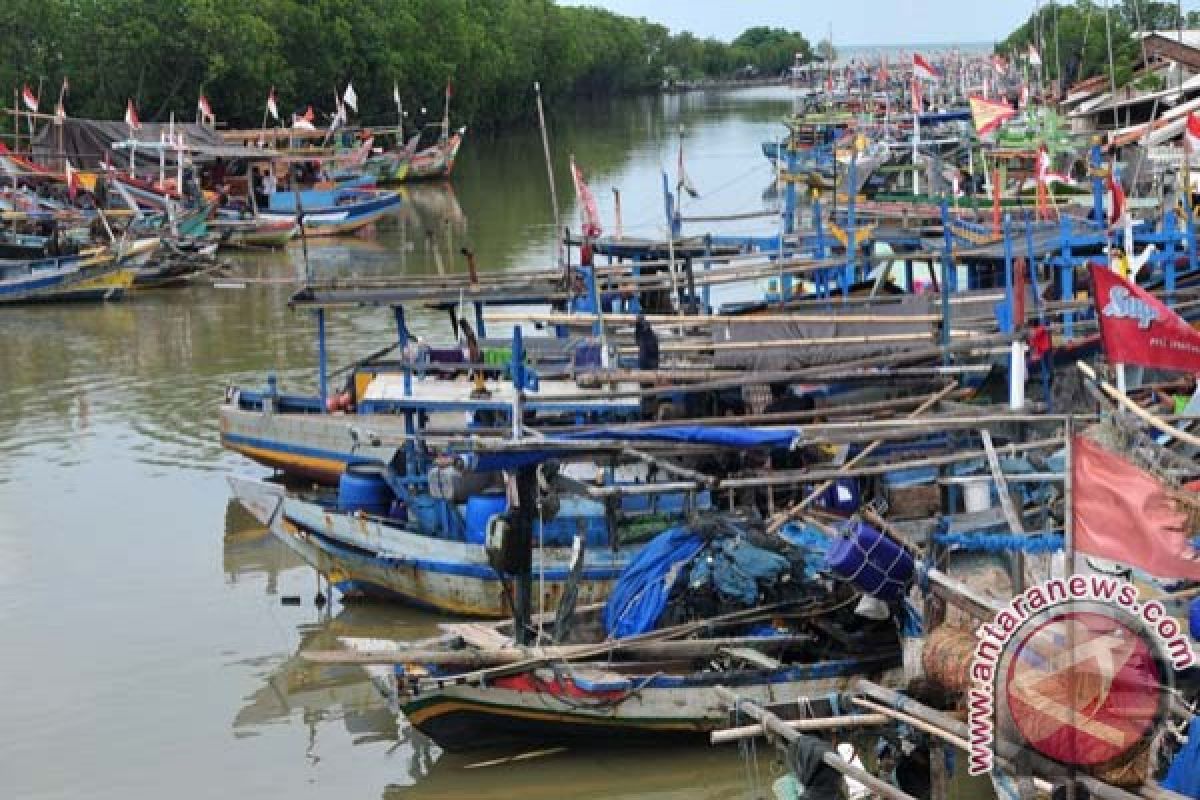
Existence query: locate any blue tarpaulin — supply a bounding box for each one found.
[1164,716,1200,798]
[471,425,801,472]
[603,526,705,639]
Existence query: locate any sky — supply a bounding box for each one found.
[558,0,1200,46]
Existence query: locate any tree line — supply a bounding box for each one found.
[1000,0,1200,90]
[1,0,814,134]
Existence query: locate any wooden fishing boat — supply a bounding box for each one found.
[226,473,688,616]
[210,214,297,249]
[326,594,903,750]
[259,187,401,236]
[370,128,466,184]
[0,248,134,303]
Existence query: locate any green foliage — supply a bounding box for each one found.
[998,0,1144,89]
[0,0,813,131]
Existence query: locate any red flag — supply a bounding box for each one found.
[1072,435,1200,580]
[1107,171,1126,226]
[198,94,214,124]
[1090,262,1200,372]
[570,156,602,239]
[303,105,315,123]
[911,76,923,114]
[124,99,140,130]
[913,53,939,82]
[1186,112,1200,155]
[21,85,38,113]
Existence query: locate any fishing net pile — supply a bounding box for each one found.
[601,515,834,639]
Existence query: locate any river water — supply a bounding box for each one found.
[0,88,800,799]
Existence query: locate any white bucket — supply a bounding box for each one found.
[963,477,993,513]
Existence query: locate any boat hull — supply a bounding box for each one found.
[393,656,903,751]
[227,476,633,617]
[0,253,134,304]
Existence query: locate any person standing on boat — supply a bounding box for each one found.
[262,168,277,200]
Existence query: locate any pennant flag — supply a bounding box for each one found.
[1027,44,1042,67]
[913,53,939,82]
[1107,170,1126,226]
[570,156,602,238]
[342,82,358,113]
[124,99,141,130]
[969,95,1015,136]
[21,85,38,113]
[266,88,279,121]
[1090,261,1200,372]
[1072,434,1200,581]
[197,94,214,125]
[393,83,402,107]
[1186,112,1200,155]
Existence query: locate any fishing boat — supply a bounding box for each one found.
[227,472,696,616]
[371,128,466,183]
[0,248,134,303]
[210,213,297,249]
[259,186,401,236]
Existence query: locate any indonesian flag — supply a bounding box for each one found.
[1027,44,1042,67]
[55,77,68,121]
[570,156,602,238]
[911,76,923,114]
[1019,84,1030,108]
[1036,145,1072,185]
[1073,434,1200,580]
[1107,171,1126,226]
[342,82,358,113]
[292,112,316,131]
[969,95,1015,136]
[913,53,939,82]
[197,94,214,125]
[64,160,79,201]
[991,54,1008,74]
[124,99,141,130]
[21,85,38,113]
[266,88,279,121]
[1185,111,1200,154]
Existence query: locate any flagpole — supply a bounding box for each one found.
[532,81,562,269]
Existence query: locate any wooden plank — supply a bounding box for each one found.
[439,622,512,650]
[720,647,782,670]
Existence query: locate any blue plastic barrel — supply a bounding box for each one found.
[817,478,861,515]
[338,462,393,515]
[465,493,507,544]
[1190,597,1200,640]
[824,521,915,602]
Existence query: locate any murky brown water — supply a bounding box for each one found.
[0,88,801,799]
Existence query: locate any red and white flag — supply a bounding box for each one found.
[1027,44,1042,67]
[1073,434,1200,581]
[1018,84,1030,108]
[54,77,68,121]
[911,76,923,114]
[969,95,1015,136]
[197,94,214,125]
[878,55,889,85]
[21,85,38,113]
[1036,145,1072,185]
[570,156,603,238]
[913,53,939,82]
[1088,261,1200,373]
[991,54,1008,74]
[124,99,141,130]
[266,88,279,121]
[64,160,79,201]
[1185,111,1200,154]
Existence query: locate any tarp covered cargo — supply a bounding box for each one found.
[31,118,267,170]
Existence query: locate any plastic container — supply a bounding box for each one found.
[817,478,861,515]
[824,521,915,602]
[963,477,993,513]
[337,462,393,516]
[409,494,442,535]
[1190,597,1200,640]
[464,493,508,544]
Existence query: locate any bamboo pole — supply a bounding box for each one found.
[710,712,890,744]
[766,382,958,533]
[712,688,917,800]
[1077,361,1200,450]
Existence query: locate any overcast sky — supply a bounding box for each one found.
[558,0,1200,45]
